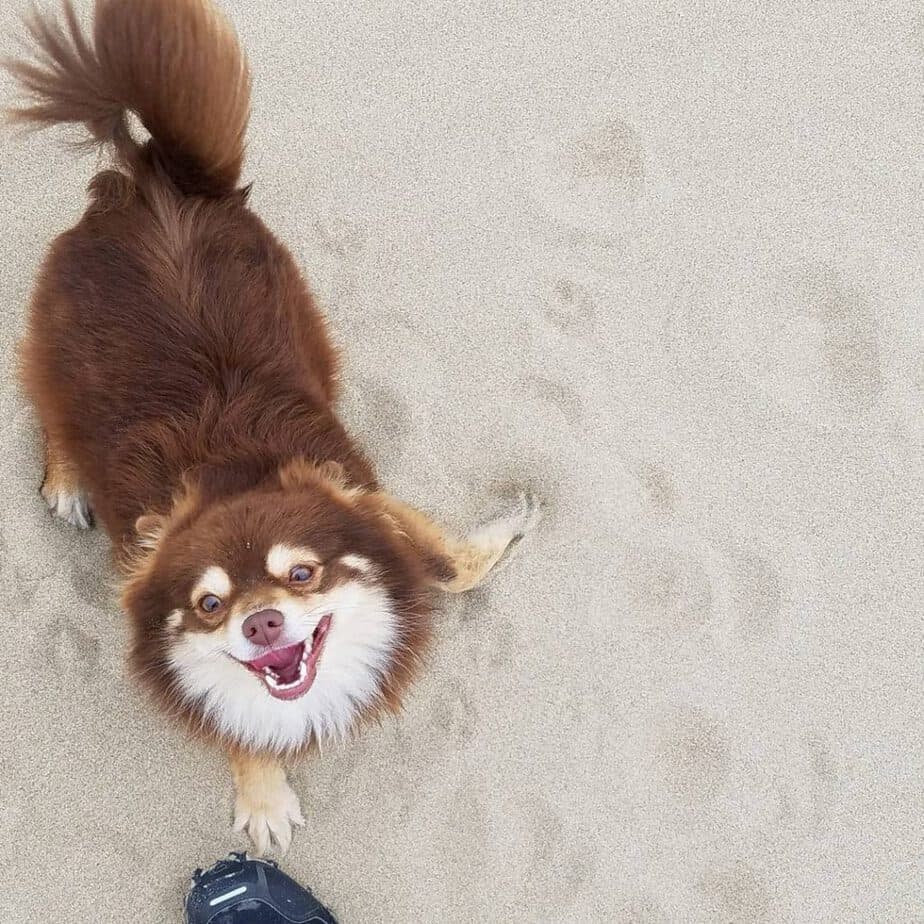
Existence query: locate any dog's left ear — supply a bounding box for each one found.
[353,492,460,588]
[278,460,458,585]
[358,490,542,593]
[278,458,360,495]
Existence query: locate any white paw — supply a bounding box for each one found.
[470,491,543,568]
[472,491,542,544]
[232,774,304,856]
[41,485,92,529]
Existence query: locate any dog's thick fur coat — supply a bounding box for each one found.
[5,0,538,853]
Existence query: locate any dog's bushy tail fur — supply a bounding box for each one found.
[4,0,250,194]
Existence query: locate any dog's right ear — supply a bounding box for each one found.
[134,513,166,551]
[131,475,202,554]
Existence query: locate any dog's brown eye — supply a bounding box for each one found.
[198,594,222,614]
[289,564,314,583]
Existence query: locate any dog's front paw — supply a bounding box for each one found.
[442,491,543,592]
[470,490,543,563]
[232,772,305,856]
[41,482,93,529]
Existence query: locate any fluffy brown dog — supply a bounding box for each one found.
[5,0,539,854]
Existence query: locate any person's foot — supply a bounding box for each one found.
[186,852,338,923]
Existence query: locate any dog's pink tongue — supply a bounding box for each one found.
[247,642,302,671]
[277,665,301,684]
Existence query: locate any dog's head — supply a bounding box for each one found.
[122,461,445,753]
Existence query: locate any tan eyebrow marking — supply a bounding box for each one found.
[190,565,232,606]
[266,544,318,580]
[339,553,374,574]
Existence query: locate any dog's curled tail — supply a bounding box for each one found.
[4,0,251,195]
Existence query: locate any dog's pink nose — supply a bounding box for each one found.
[242,609,284,647]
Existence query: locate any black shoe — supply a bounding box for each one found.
[186,852,339,923]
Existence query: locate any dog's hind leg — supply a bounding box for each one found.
[40,431,92,529]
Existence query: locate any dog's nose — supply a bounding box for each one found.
[242,609,284,647]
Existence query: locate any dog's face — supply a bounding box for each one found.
[123,477,433,753]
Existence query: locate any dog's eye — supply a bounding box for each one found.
[198,594,222,614]
[289,564,314,584]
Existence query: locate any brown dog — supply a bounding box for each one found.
[5,0,539,854]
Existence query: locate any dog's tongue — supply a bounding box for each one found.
[247,642,303,672]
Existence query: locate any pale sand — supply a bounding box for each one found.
[0,1,921,920]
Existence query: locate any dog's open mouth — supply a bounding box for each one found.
[241,615,332,700]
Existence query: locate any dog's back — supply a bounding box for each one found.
[5,0,347,540]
